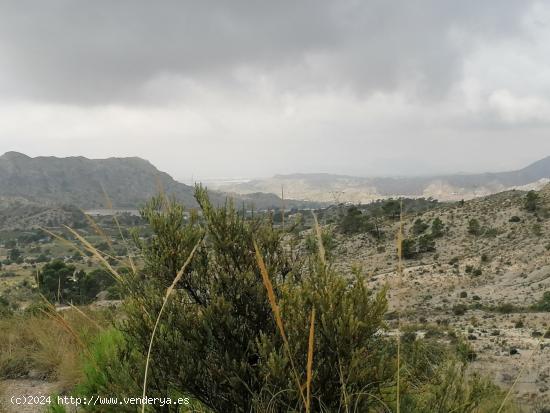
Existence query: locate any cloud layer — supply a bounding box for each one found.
[1,1,550,179]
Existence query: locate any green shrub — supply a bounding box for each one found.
[525,190,539,212]
[496,303,516,314]
[533,291,550,311]
[452,304,468,316]
[468,219,482,236]
[67,189,518,412]
[412,218,429,235]
[118,189,394,412]
[431,217,445,237]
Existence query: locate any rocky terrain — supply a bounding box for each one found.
[320,185,550,407]
[1,171,550,410]
[0,197,85,231]
[215,156,550,203]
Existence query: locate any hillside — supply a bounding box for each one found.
[0,197,86,231]
[215,156,550,203]
[316,185,550,405]
[1,180,549,408]
[0,152,318,210]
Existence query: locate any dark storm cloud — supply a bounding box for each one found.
[0,0,534,104]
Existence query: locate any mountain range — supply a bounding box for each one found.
[213,156,550,203]
[0,152,314,210]
[2,152,549,211]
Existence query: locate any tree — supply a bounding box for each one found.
[38,259,81,303]
[381,199,401,219]
[418,234,436,253]
[412,218,429,235]
[402,238,418,259]
[338,206,367,234]
[79,269,116,302]
[525,190,539,212]
[431,217,444,237]
[38,260,113,304]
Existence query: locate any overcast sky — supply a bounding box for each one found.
[1,1,550,181]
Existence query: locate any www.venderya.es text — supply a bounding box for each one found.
[10,395,190,407]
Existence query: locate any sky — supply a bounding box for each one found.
[1,0,550,181]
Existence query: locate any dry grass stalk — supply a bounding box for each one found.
[281,185,285,230]
[38,295,87,351]
[253,241,308,409]
[311,212,326,266]
[63,225,123,283]
[67,302,104,332]
[395,200,404,413]
[83,210,114,251]
[41,227,88,261]
[306,308,316,413]
[101,185,137,274]
[141,237,203,413]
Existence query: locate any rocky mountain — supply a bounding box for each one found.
[215,156,550,203]
[0,152,318,210]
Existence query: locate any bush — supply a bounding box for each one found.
[496,303,516,314]
[418,233,436,253]
[533,291,550,312]
[452,304,468,316]
[402,238,418,259]
[412,218,429,235]
[120,190,393,412]
[431,217,445,237]
[525,190,539,212]
[468,219,481,236]
[0,296,13,317]
[304,229,335,260]
[65,189,518,412]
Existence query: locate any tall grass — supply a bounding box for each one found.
[254,240,308,409]
[0,305,108,390]
[395,200,404,413]
[306,308,315,413]
[140,237,203,413]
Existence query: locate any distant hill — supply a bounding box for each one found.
[215,157,550,203]
[0,152,318,210]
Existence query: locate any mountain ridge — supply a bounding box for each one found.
[0,152,318,210]
[215,156,550,203]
